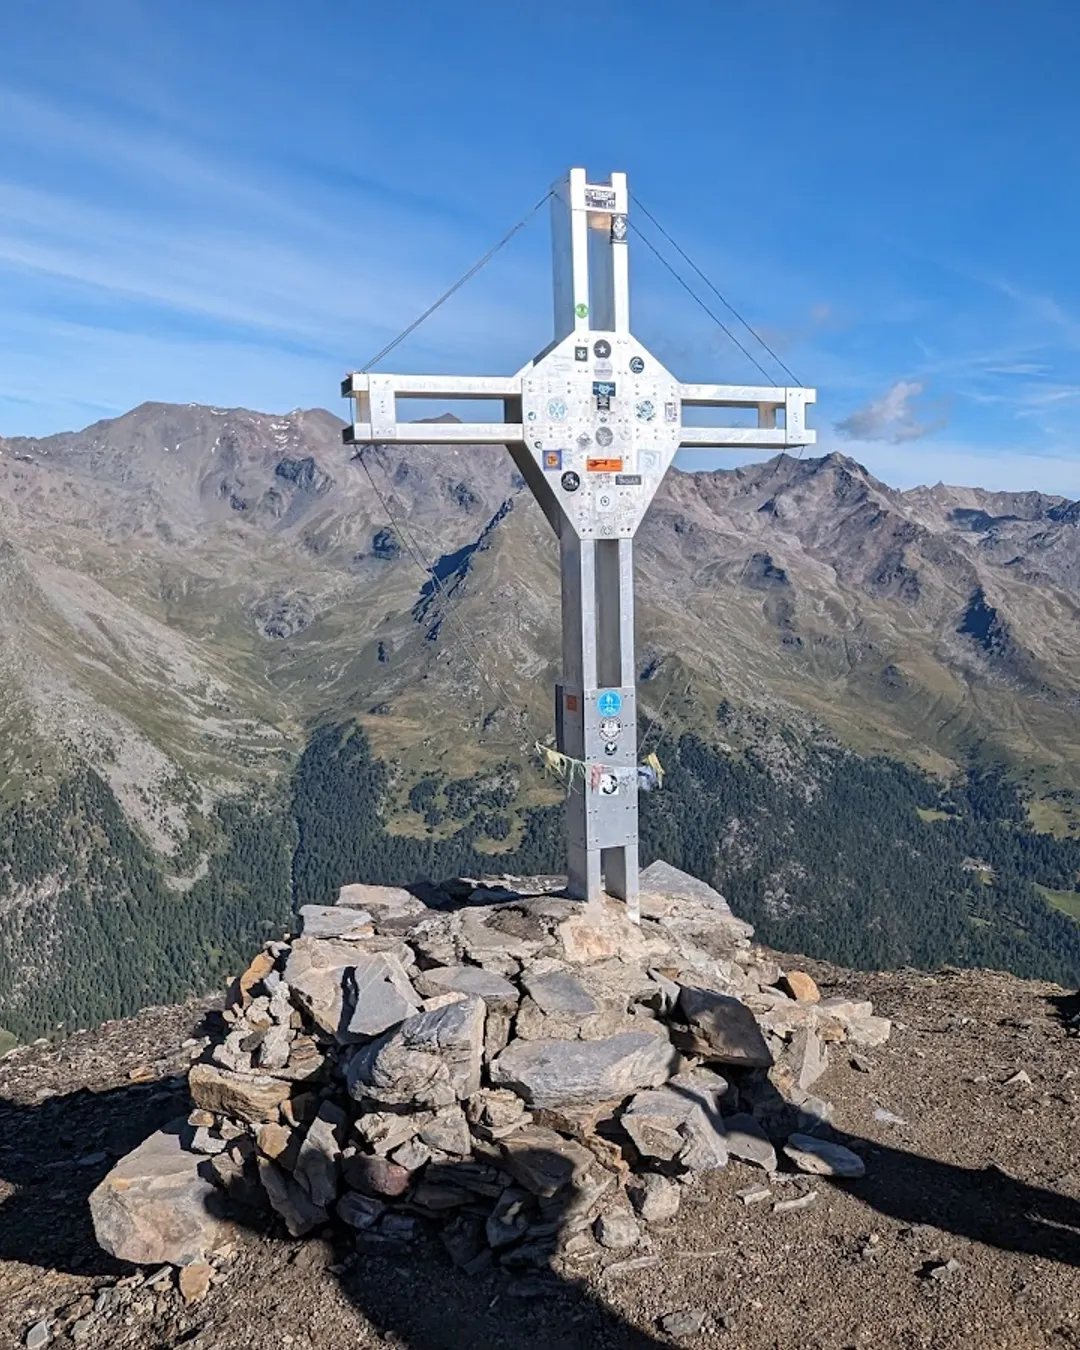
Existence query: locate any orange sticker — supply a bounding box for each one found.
[566,694,579,711]
[586,457,623,472]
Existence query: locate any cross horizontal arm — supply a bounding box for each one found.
[341,373,521,400]
[343,421,524,445]
[341,371,525,446]
[677,382,816,450]
[678,425,817,449]
[678,383,814,410]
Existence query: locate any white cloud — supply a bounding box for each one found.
[836,379,947,443]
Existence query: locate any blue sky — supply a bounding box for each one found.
[3,1,1080,493]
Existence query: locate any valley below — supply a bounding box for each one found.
[4,401,1080,1040]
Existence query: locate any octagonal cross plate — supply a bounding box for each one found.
[519,330,680,540]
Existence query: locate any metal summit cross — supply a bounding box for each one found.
[342,167,816,920]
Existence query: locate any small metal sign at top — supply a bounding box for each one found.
[584,187,617,210]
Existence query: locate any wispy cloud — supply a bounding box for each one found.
[836,379,948,443]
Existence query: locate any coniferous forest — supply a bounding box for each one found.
[3,717,1080,1042]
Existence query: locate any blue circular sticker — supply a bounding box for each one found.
[597,689,623,717]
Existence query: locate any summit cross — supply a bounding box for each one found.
[342,167,816,920]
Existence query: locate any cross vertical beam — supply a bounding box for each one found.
[342,167,816,921]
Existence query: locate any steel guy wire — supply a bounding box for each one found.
[629,220,781,386]
[630,193,803,387]
[358,189,554,372]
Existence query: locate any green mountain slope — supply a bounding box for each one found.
[4,401,1080,1039]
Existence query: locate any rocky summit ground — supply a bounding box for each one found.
[2,952,1079,1349]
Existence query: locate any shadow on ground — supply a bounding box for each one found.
[3,1071,1080,1347]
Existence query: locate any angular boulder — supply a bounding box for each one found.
[293,1101,347,1207]
[489,1031,677,1108]
[495,1123,595,1196]
[90,1120,235,1265]
[676,987,773,1068]
[256,1156,329,1235]
[722,1112,778,1171]
[620,1083,727,1170]
[346,995,486,1108]
[846,1015,891,1048]
[336,882,429,921]
[188,1063,291,1123]
[285,938,420,1042]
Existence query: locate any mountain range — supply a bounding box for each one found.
[4,401,1080,1041]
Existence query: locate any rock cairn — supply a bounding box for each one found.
[91,862,888,1276]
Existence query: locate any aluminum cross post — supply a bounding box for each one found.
[342,167,816,920]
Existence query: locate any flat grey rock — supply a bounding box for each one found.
[90,1119,235,1265]
[522,969,598,1016]
[639,861,734,913]
[256,1155,329,1236]
[722,1113,778,1171]
[299,904,373,939]
[418,965,519,1006]
[336,883,429,920]
[285,938,419,1042]
[621,1086,727,1171]
[495,1123,594,1196]
[293,1102,346,1208]
[343,952,422,1042]
[783,1133,866,1178]
[490,1031,677,1108]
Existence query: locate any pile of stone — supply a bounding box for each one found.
[90,862,888,1276]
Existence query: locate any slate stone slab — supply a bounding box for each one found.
[490,1031,677,1108]
[299,905,374,939]
[522,969,598,1016]
[783,1132,866,1177]
[90,1120,235,1265]
[722,1112,778,1172]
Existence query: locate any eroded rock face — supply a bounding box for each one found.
[89,1121,235,1265]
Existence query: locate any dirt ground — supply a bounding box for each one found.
[2,958,1079,1350]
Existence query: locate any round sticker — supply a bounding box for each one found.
[598,771,619,796]
[577,432,592,448]
[575,302,589,318]
[547,397,567,420]
[598,493,613,510]
[599,718,621,739]
[597,689,623,717]
[593,339,611,359]
[629,356,644,374]
[595,426,614,447]
[604,740,619,756]
[635,399,656,422]
[561,471,580,493]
